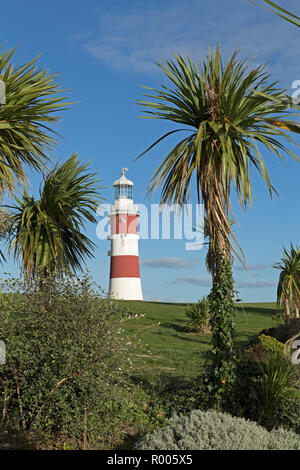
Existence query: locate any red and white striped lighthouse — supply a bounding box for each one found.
[108,171,143,300]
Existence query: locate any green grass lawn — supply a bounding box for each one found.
[117,300,279,383]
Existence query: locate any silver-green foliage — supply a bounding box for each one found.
[135,409,300,450]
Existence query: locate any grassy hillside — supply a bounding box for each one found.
[118,301,278,382]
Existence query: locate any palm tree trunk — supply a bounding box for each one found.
[285,300,292,326]
[207,214,235,375]
[202,165,236,394]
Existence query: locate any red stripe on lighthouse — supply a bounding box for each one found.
[110,215,138,234]
[110,255,140,278]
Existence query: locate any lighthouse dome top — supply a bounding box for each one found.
[113,172,133,187]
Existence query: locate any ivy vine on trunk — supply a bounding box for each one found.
[208,248,236,398]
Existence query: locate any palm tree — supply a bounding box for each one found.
[0,48,69,197]
[274,243,300,325]
[8,154,102,279]
[136,46,300,378]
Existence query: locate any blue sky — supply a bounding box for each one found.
[1,0,300,302]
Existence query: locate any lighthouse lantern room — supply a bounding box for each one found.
[108,171,143,300]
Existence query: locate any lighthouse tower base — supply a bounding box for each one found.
[109,277,143,300]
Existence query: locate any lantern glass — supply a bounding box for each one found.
[114,185,133,200]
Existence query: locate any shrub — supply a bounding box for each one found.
[246,334,284,363]
[0,271,135,445]
[184,297,210,332]
[223,354,261,420]
[275,395,300,434]
[222,348,300,433]
[258,334,284,354]
[255,352,298,428]
[134,409,300,450]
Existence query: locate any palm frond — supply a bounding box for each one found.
[0,48,71,197]
[250,1,300,27]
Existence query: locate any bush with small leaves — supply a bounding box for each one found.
[258,334,284,354]
[135,409,300,450]
[0,270,136,446]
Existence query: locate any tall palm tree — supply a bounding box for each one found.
[274,243,300,325]
[136,46,300,375]
[0,48,69,197]
[8,154,102,279]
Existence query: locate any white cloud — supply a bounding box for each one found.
[234,263,269,271]
[74,0,300,85]
[142,257,197,268]
[172,276,211,287]
[236,280,277,288]
[171,276,276,288]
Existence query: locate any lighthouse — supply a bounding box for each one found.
[108,171,143,300]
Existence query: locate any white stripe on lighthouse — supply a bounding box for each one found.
[109,277,143,300]
[109,237,140,256]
